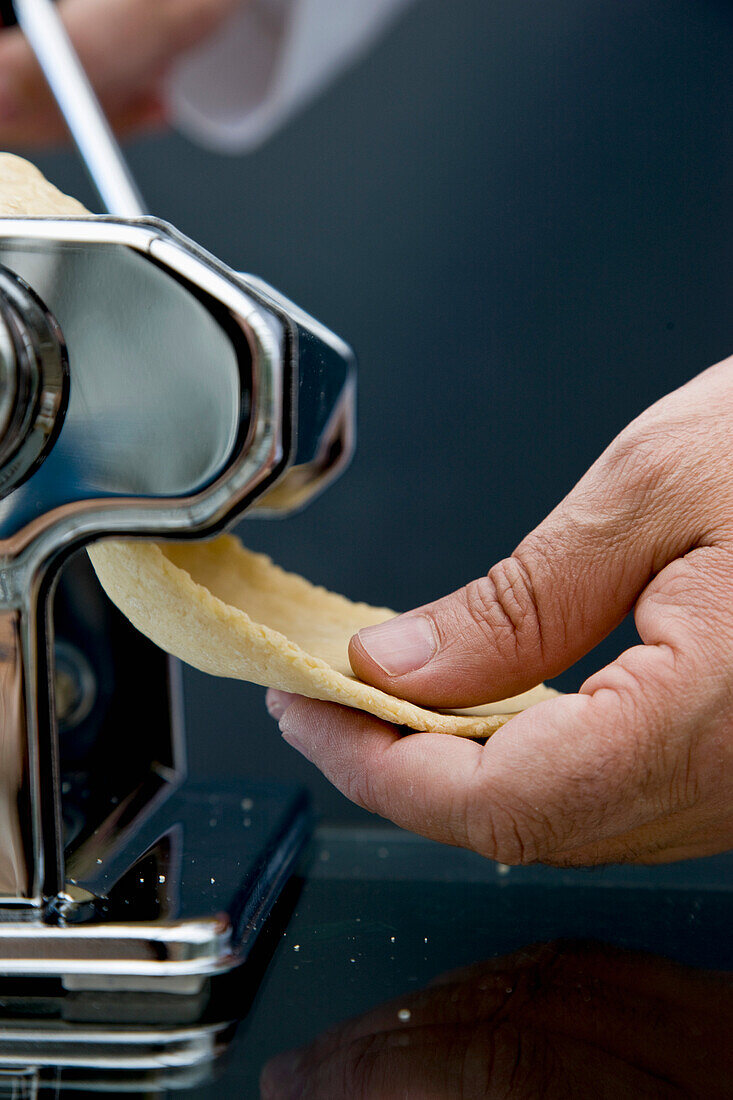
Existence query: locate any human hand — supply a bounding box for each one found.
[0,0,241,146]
[268,357,733,865]
[260,941,733,1098]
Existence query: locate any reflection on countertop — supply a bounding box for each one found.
[1,827,731,1098]
[261,939,733,1099]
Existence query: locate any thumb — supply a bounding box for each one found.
[349,543,636,709]
[349,393,718,708]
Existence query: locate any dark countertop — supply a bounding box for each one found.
[180,825,732,1099]
[0,813,730,1097]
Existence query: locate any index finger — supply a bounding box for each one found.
[279,698,486,849]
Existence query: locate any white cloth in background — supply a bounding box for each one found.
[167,0,416,153]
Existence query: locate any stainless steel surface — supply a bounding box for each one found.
[0,598,57,907]
[0,780,309,984]
[12,0,146,217]
[244,275,356,515]
[0,217,355,556]
[1,0,354,990]
[0,217,274,913]
[0,1064,219,1093]
[0,313,18,461]
[0,1022,229,1072]
[0,265,67,496]
[0,214,354,987]
[53,641,96,732]
[0,609,30,900]
[0,241,242,511]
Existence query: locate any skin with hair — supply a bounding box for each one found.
[268,357,733,865]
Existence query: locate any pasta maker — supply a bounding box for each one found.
[0,0,355,1066]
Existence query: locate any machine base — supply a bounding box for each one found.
[0,1020,232,1087]
[0,781,310,993]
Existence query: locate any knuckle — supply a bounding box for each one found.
[467,784,561,865]
[584,647,691,811]
[339,766,378,812]
[465,555,545,660]
[437,792,475,851]
[602,415,681,505]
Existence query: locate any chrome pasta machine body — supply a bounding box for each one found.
[0,1,355,1043]
[0,214,354,961]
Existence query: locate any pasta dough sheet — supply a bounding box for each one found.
[0,153,86,216]
[89,537,558,737]
[1,153,558,737]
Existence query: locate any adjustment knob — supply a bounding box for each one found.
[0,265,67,495]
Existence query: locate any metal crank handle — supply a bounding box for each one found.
[12,0,146,216]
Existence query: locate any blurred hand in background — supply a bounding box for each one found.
[0,0,243,145]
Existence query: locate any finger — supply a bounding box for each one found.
[0,36,163,146]
[470,546,733,864]
[265,689,296,721]
[108,93,167,137]
[0,83,165,147]
[350,358,733,708]
[281,548,733,864]
[56,0,243,86]
[277,696,488,849]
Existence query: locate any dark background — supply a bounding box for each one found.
[29,0,733,820]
